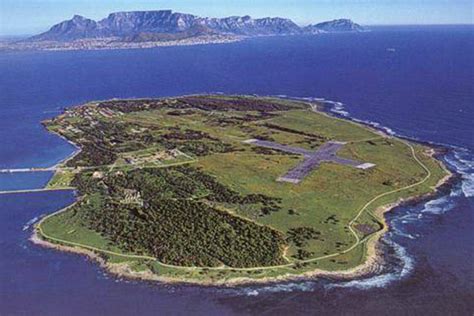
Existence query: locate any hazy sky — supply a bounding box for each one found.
[1,0,473,35]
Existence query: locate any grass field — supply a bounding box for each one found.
[37,95,449,283]
[46,170,76,189]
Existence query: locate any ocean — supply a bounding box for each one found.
[0,25,473,315]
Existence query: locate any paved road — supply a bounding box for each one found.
[246,139,373,183]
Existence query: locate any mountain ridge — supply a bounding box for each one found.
[29,10,365,42]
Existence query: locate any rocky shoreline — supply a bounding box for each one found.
[30,150,454,287]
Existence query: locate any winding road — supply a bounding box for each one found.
[34,139,432,272]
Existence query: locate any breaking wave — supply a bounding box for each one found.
[241,282,316,296]
[22,216,40,231]
[327,240,414,290]
[420,196,456,215]
[445,150,474,198]
[323,100,350,117]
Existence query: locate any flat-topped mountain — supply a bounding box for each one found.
[29,10,364,42]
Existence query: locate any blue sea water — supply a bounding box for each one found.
[0,172,53,191]
[0,26,473,315]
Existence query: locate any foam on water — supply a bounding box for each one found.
[22,216,40,231]
[420,196,456,215]
[392,226,418,240]
[234,281,316,296]
[450,187,463,197]
[444,149,474,198]
[327,240,415,290]
[461,174,474,197]
[329,274,395,290]
[313,98,398,135]
[352,118,397,136]
[324,100,350,117]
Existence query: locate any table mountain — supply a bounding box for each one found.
[29,10,364,42]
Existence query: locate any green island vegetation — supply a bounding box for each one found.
[38,95,449,284]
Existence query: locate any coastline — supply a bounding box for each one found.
[30,219,383,286]
[29,96,456,286]
[0,35,243,52]
[49,131,82,169]
[30,162,452,287]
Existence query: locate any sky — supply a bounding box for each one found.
[0,0,473,35]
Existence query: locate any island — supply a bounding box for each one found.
[32,95,450,285]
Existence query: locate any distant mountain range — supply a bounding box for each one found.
[29,10,365,42]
